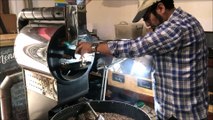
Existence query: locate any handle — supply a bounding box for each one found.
[86,102,99,117]
[119,21,128,25]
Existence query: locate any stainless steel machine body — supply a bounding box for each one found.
[14,1,95,119]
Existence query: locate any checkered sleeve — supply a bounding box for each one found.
[107,23,183,58]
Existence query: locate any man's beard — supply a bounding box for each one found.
[151,11,164,31]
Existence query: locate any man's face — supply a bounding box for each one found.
[143,3,164,30]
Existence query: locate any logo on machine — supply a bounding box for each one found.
[112,73,125,83]
[137,78,152,90]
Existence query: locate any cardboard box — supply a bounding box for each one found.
[0,0,9,14]
[106,57,154,98]
[0,14,17,34]
[115,21,143,39]
[0,0,3,13]
[0,34,16,47]
[107,70,153,97]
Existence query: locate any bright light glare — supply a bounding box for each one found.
[131,61,150,78]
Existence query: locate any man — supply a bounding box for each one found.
[76,0,208,119]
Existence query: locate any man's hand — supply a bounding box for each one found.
[75,41,93,55]
[76,41,112,56]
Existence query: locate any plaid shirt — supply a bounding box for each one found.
[108,8,208,120]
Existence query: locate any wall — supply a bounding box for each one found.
[87,0,139,40]
[8,0,213,40]
[9,0,55,15]
[175,0,213,32]
[87,0,213,39]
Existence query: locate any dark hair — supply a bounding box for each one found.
[154,0,175,10]
[149,0,175,16]
[142,0,174,21]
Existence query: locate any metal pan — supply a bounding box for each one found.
[50,100,151,120]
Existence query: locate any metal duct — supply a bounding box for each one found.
[0,72,23,120]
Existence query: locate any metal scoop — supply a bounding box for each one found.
[86,102,105,120]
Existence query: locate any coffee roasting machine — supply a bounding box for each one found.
[14,0,97,119]
[13,0,152,120]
